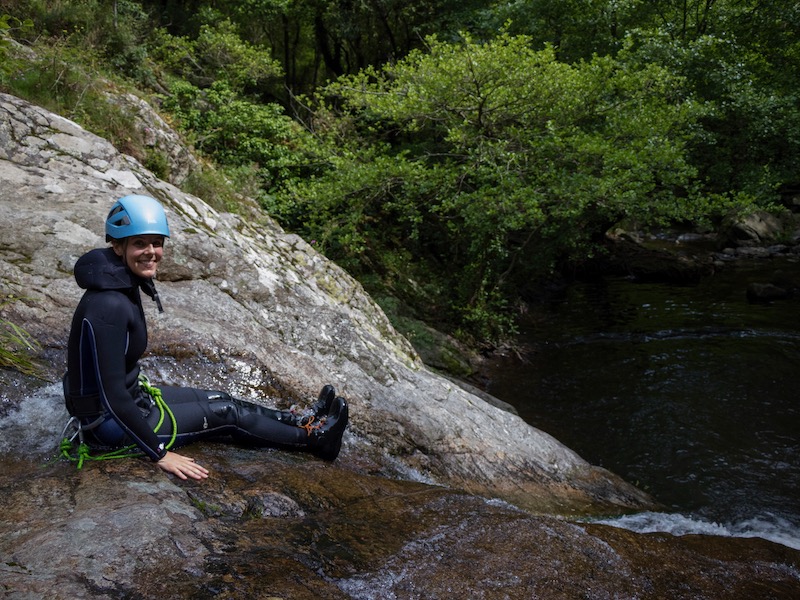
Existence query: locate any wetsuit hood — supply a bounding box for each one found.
[74,247,136,291]
[74,247,164,311]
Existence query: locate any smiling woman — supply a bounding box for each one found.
[112,234,164,280]
[62,195,350,480]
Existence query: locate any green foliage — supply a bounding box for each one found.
[149,19,282,92]
[0,12,33,44]
[490,0,634,61]
[623,7,800,199]
[3,0,798,346]
[2,6,162,164]
[271,33,743,340]
[3,0,154,80]
[492,0,800,202]
[0,13,32,87]
[4,41,160,165]
[7,39,99,114]
[161,80,322,189]
[214,0,489,92]
[183,164,264,214]
[0,297,41,378]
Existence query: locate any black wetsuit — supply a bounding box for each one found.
[63,247,310,461]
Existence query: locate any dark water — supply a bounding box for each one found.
[484,258,800,549]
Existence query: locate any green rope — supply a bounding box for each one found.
[60,377,178,468]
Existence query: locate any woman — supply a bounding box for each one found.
[63,194,348,480]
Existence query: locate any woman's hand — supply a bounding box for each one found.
[157,450,209,480]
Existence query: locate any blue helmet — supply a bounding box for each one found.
[105,195,170,241]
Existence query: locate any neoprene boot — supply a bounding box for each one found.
[277,384,337,426]
[305,396,348,461]
[311,384,336,418]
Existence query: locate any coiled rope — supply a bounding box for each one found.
[60,377,177,469]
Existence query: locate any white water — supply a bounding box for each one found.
[595,511,800,551]
[0,383,67,457]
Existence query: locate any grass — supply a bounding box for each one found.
[0,308,42,378]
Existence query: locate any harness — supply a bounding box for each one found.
[60,377,177,468]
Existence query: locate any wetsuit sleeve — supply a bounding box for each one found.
[82,295,166,461]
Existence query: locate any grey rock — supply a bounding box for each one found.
[0,91,650,514]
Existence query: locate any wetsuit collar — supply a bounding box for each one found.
[74,247,164,312]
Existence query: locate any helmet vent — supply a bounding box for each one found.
[108,205,131,227]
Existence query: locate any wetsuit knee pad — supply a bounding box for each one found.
[208,397,240,426]
[160,385,231,405]
[207,395,276,427]
[158,386,238,433]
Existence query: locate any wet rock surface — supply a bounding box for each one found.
[2,447,798,599]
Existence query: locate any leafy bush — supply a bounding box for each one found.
[3,0,152,78]
[6,39,99,113]
[162,80,322,190]
[0,13,33,87]
[183,164,263,214]
[272,33,750,342]
[149,19,282,92]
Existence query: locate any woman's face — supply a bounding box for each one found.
[113,235,165,279]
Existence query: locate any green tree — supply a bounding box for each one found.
[154,0,491,95]
[161,80,322,188]
[489,0,800,199]
[490,0,635,61]
[623,0,800,198]
[150,18,283,92]
[273,33,736,341]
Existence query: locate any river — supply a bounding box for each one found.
[483,257,800,550]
